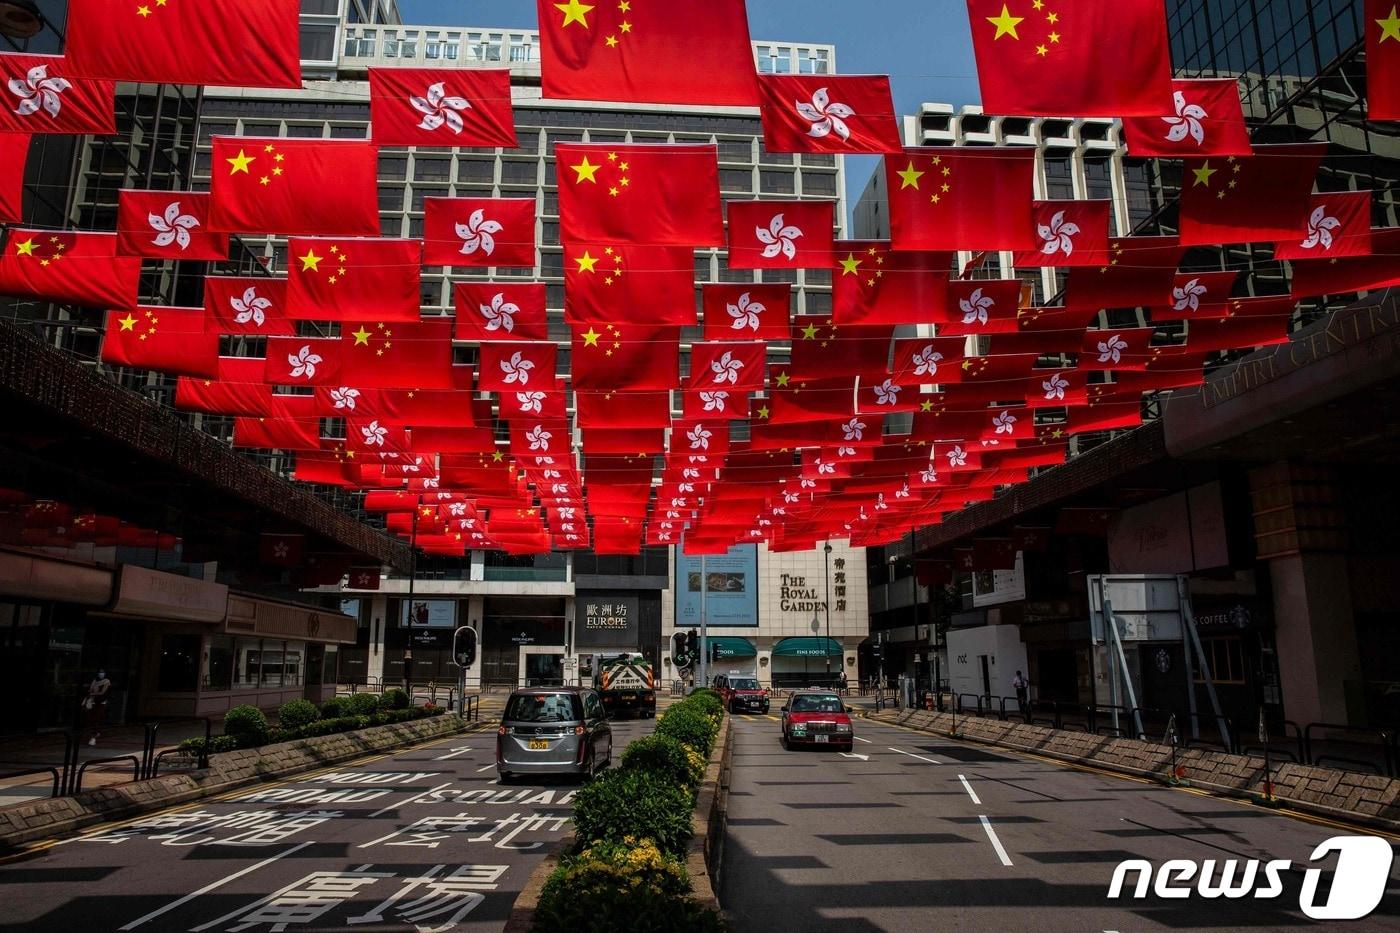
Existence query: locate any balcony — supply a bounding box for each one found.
[340,25,542,77]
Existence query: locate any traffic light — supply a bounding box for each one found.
[688,629,699,666]
[452,626,477,668]
[671,631,691,668]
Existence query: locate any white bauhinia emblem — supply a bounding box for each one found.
[784,490,799,504]
[710,351,744,385]
[479,292,519,333]
[1172,277,1208,312]
[795,87,854,141]
[1097,334,1128,364]
[448,501,468,516]
[1038,210,1080,257]
[992,410,1017,435]
[873,379,900,405]
[687,424,712,451]
[837,445,856,457]
[1300,205,1341,251]
[754,214,803,261]
[330,387,360,410]
[8,63,70,119]
[920,466,938,484]
[148,202,200,251]
[360,420,388,447]
[817,459,835,475]
[912,345,944,378]
[525,424,551,451]
[499,351,534,385]
[842,418,866,442]
[947,445,968,467]
[516,390,545,414]
[1161,90,1207,146]
[410,81,471,134]
[1041,372,1069,401]
[959,287,994,326]
[728,292,766,330]
[231,286,272,327]
[288,345,322,379]
[699,390,728,413]
[457,209,502,256]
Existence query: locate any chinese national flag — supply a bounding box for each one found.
[690,341,766,392]
[832,241,951,325]
[538,0,758,106]
[286,238,421,322]
[1369,0,1400,120]
[966,0,1172,117]
[454,283,548,342]
[64,0,300,88]
[1179,144,1326,246]
[571,323,679,390]
[1066,237,1182,311]
[0,135,27,223]
[564,243,696,325]
[233,405,321,451]
[788,318,893,382]
[726,201,835,270]
[423,197,536,267]
[209,137,379,236]
[1272,191,1374,261]
[1291,228,1400,297]
[341,320,457,390]
[702,284,791,341]
[757,74,903,154]
[1121,79,1251,157]
[577,390,670,428]
[1186,315,1291,354]
[1011,200,1112,268]
[116,190,228,261]
[100,306,219,378]
[264,337,343,386]
[203,276,295,336]
[937,280,1026,336]
[478,341,558,393]
[556,144,723,246]
[0,55,114,135]
[174,358,271,417]
[369,67,516,148]
[0,230,139,308]
[886,148,1037,251]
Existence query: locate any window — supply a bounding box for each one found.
[504,692,581,722]
[458,158,495,184]
[719,168,752,193]
[157,635,201,692]
[380,156,408,180]
[500,160,538,185]
[378,186,403,210]
[760,170,796,194]
[1084,157,1113,201]
[717,139,752,162]
[801,173,837,197]
[414,157,451,181]
[206,635,234,691]
[261,639,285,687]
[1196,637,1247,684]
[411,186,447,210]
[300,24,338,63]
[234,637,262,689]
[283,643,305,687]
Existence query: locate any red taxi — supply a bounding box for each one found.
[712,673,771,714]
[779,688,854,752]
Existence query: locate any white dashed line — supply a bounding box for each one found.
[958,773,981,804]
[853,736,873,744]
[979,815,1014,866]
[889,746,941,764]
[477,764,496,772]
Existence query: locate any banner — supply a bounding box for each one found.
[675,544,758,627]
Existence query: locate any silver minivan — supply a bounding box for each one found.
[496,687,613,782]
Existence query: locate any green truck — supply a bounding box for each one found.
[593,653,657,718]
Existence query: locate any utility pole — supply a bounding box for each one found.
[823,542,833,686]
[401,504,420,695]
[698,548,708,692]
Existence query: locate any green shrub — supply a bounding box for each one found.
[656,706,718,758]
[319,697,348,718]
[621,734,704,790]
[571,767,693,857]
[681,689,724,722]
[344,692,380,716]
[277,699,320,730]
[223,704,268,748]
[177,734,239,755]
[379,687,410,710]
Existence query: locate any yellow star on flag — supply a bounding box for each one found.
[299,249,324,272]
[839,253,862,276]
[136,5,151,16]
[582,327,602,347]
[756,405,771,419]
[14,238,36,257]
[118,314,137,332]
[800,323,820,340]
[226,149,255,175]
[575,250,600,273]
[555,0,594,27]
[571,157,601,184]
[775,372,791,387]
[1379,6,1400,41]
[351,326,371,346]
[896,161,924,189]
[987,3,1025,39]
[1191,162,1218,186]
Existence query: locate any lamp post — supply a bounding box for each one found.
[822,542,833,687]
[401,504,421,695]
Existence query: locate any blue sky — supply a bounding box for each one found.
[395,1,983,204]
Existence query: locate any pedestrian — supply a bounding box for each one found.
[82,669,111,746]
[1012,670,1029,712]
[838,669,848,695]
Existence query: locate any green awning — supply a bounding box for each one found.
[707,636,756,660]
[771,637,843,658]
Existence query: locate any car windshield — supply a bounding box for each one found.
[791,694,843,713]
[731,679,760,690]
[504,693,581,723]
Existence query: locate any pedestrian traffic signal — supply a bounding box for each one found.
[671,631,691,669]
[452,626,477,668]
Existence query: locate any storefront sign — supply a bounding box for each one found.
[575,594,640,648]
[675,544,758,627]
[110,565,228,623]
[1194,603,1254,630]
[226,595,356,644]
[1108,483,1228,574]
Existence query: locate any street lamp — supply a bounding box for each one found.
[822,542,833,686]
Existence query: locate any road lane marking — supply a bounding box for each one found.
[366,781,455,819]
[978,815,1013,866]
[477,764,496,772]
[118,841,314,930]
[889,746,941,764]
[433,747,474,760]
[853,736,872,744]
[958,774,982,804]
[838,752,870,761]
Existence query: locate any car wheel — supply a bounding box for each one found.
[780,731,789,750]
[497,771,513,785]
[583,749,597,783]
[839,743,854,753]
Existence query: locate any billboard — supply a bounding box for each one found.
[576,594,641,648]
[399,598,457,629]
[675,544,758,627]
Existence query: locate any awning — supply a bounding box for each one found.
[771,637,843,658]
[707,636,756,660]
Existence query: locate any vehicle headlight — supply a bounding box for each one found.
[835,723,852,733]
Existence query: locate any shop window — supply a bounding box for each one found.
[1195,636,1246,684]
[234,637,262,689]
[284,643,305,687]
[206,635,234,691]
[261,639,285,687]
[157,634,201,692]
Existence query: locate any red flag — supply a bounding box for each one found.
[502,384,568,421]
[726,201,835,270]
[478,341,558,393]
[690,341,766,392]
[891,336,973,383]
[564,243,695,325]
[577,391,671,428]
[234,399,321,451]
[757,74,902,154]
[886,148,1036,251]
[368,67,516,148]
[1080,328,1156,371]
[454,283,547,342]
[116,190,228,261]
[423,196,535,267]
[1121,79,1251,157]
[1186,315,1291,354]
[556,144,723,246]
[0,229,139,308]
[0,55,114,135]
[832,241,950,325]
[571,323,678,390]
[64,0,300,88]
[100,307,219,378]
[1179,144,1326,246]
[0,135,27,223]
[174,358,271,417]
[537,0,758,106]
[349,567,381,590]
[1291,228,1400,297]
[286,238,421,322]
[203,276,295,336]
[341,320,458,390]
[258,533,304,567]
[966,0,1172,117]
[1152,271,1240,320]
[789,316,893,381]
[1012,200,1112,268]
[1066,237,1182,311]
[1368,0,1400,120]
[209,137,379,236]
[937,280,1025,336]
[264,337,343,386]
[1272,191,1374,261]
[702,284,791,340]
[683,387,751,421]
[583,427,666,455]
[1024,367,1088,408]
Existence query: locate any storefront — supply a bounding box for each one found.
[706,636,758,679]
[770,637,845,688]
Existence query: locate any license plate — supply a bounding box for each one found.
[528,739,549,750]
[815,735,829,743]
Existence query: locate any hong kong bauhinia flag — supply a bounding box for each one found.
[286,238,421,322]
[64,0,301,88]
[702,284,791,340]
[1178,144,1325,246]
[369,67,516,148]
[538,0,758,106]
[209,137,379,236]
[203,277,295,336]
[1012,200,1112,268]
[0,55,114,135]
[556,144,723,246]
[100,306,218,378]
[966,0,1172,117]
[0,229,139,309]
[454,283,548,342]
[726,201,834,270]
[886,148,1036,251]
[758,74,903,154]
[1120,79,1252,157]
[1369,0,1400,120]
[0,135,26,223]
[116,190,228,261]
[423,197,536,267]
[1272,191,1374,261]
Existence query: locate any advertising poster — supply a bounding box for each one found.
[675,544,758,627]
[399,598,457,629]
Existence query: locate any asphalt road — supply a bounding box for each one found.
[0,715,657,932]
[721,713,1400,932]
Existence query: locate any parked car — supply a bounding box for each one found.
[780,689,854,752]
[496,687,612,783]
[712,673,770,714]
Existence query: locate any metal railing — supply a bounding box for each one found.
[1302,723,1397,776]
[461,694,480,723]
